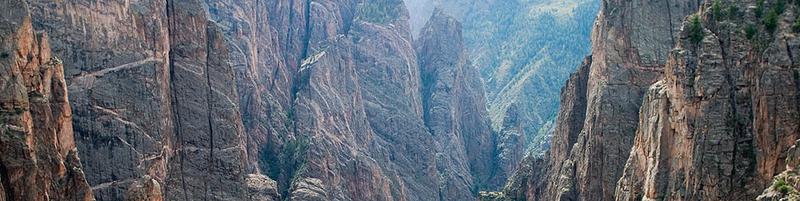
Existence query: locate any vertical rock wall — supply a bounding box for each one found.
[0,1,93,200]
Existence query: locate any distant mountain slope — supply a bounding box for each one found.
[405,0,599,178]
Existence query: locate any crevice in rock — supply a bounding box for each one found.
[204,25,216,201]
[0,163,13,200]
[165,1,190,200]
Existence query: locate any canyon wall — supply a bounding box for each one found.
[0,1,93,200]
[404,0,600,181]
[1,0,500,200]
[498,0,800,200]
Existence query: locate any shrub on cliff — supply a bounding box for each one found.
[688,15,705,44]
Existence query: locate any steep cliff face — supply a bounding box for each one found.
[540,0,701,200]
[617,0,800,199]
[502,0,800,200]
[27,0,175,199]
[497,0,701,200]
[416,9,497,196]
[24,0,273,200]
[0,1,93,200]
[404,0,599,179]
[8,0,499,200]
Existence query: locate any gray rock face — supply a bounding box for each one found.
[404,0,600,180]
[416,9,496,197]
[23,0,269,200]
[497,0,701,200]
[8,0,501,200]
[502,0,800,201]
[0,1,93,200]
[536,0,700,200]
[617,1,800,199]
[27,0,174,199]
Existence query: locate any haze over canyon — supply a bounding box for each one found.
[0,0,798,201]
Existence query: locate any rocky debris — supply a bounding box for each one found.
[759,140,800,201]
[245,174,280,201]
[0,0,93,200]
[124,175,162,201]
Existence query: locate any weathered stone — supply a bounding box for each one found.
[416,9,496,198]
[245,174,280,201]
[0,0,93,200]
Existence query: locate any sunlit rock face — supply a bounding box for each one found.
[0,1,93,200]
[501,0,800,201]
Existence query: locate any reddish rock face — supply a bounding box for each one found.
[505,0,701,200]
[617,1,800,199]
[0,1,93,200]
[503,0,800,201]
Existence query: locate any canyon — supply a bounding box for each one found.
[2,0,800,201]
[492,0,800,200]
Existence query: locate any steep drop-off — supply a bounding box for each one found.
[0,1,93,200]
[498,0,800,200]
[0,0,502,200]
[404,0,600,180]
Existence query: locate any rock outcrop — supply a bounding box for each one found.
[404,0,600,181]
[416,9,497,196]
[518,0,701,200]
[616,0,800,199]
[759,140,800,201]
[501,0,800,200]
[0,0,93,200]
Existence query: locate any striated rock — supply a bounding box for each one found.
[164,0,251,199]
[0,0,93,200]
[416,9,496,198]
[504,0,800,201]
[498,56,592,201]
[12,0,500,200]
[27,0,174,199]
[500,0,701,200]
[616,0,800,199]
[25,0,260,200]
[405,0,600,169]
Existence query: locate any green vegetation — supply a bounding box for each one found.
[727,5,739,19]
[765,9,780,33]
[775,178,795,194]
[712,0,724,20]
[746,24,758,40]
[688,15,705,44]
[793,17,800,32]
[756,0,766,18]
[356,0,404,24]
[260,135,310,198]
[775,0,787,14]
